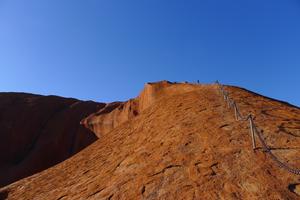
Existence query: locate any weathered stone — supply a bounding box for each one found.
[1,82,300,199]
[0,93,104,187]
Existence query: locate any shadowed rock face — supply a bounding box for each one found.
[0,92,105,187]
[1,82,300,199]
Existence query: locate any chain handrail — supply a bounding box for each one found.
[215,81,300,175]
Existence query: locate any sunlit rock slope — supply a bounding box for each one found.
[1,82,300,200]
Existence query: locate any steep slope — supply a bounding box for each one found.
[0,92,105,187]
[1,82,300,199]
[81,81,198,137]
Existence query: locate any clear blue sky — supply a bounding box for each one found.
[0,0,299,106]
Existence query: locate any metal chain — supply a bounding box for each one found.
[215,81,300,175]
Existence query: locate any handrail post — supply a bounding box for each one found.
[230,99,234,108]
[217,81,300,175]
[233,102,238,120]
[248,115,256,150]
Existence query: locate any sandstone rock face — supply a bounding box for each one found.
[82,81,198,137]
[1,82,300,199]
[0,92,104,187]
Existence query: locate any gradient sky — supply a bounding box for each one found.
[0,0,299,106]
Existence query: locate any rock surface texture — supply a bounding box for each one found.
[0,92,104,187]
[81,81,197,137]
[1,82,300,200]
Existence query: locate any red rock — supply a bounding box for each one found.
[1,82,300,199]
[0,92,105,187]
[82,81,198,137]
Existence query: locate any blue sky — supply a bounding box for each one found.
[0,0,299,106]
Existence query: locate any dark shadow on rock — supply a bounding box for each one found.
[0,190,8,200]
[288,183,300,196]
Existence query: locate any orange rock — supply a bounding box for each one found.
[1,82,300,199]
[82,81,198,137]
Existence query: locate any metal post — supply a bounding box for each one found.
[233,102,238,120]
[248,115,256,150]
[230,100,234,109]
[231,100,235,109]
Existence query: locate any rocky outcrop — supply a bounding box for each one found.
[1,82,300,199]
[81,81,198,137]
[0,92,105,187]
